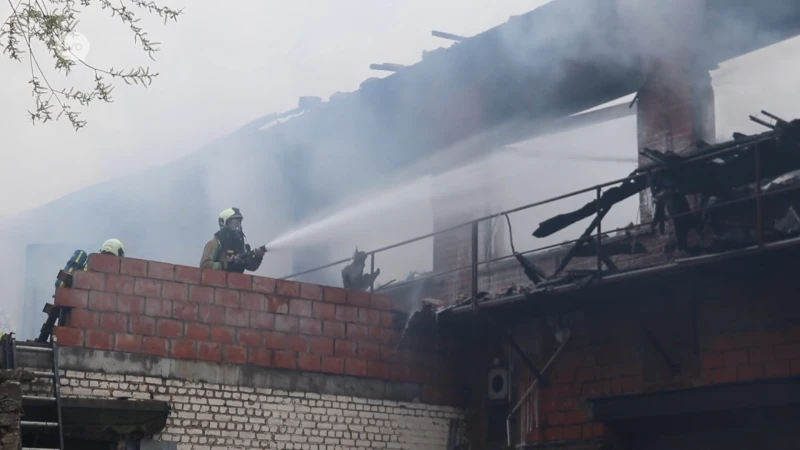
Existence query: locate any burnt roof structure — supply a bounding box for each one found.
[430,113,800,323]
[9,0,800,277]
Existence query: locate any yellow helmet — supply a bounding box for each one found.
[100,238,125,257]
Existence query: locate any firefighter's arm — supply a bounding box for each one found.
[200,239,225,270]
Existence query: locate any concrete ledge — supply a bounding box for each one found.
[57,347,426,403]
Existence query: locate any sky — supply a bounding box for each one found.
[0,0,544,217]
[3,0,800,334]
[2,0,798,218]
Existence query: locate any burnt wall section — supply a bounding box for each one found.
[499,264,800,448]
[52,253,464,407]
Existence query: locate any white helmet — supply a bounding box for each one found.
[219,207,244,231]
[100,238,125,257]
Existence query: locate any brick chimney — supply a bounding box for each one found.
[636,61,716,222]
[430,154,503,301]
[619,0,716,221]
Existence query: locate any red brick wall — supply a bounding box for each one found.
[636,61,700,157]
[52,253,463,406]
[432,223,473,301]
[508,272,800,447]
[429,151,495,303]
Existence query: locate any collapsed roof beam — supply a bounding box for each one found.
[431,30,466,42]
[369,63,406,72]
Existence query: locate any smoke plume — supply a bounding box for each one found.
[2,0,800,337]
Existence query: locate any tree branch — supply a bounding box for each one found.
[1,0,182,130]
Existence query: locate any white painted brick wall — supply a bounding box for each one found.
[55,370,464,450]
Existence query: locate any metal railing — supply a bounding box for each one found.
[281,170,646,286]
[281,127,793,304]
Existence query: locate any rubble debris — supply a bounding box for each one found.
[513,253,546,285]
[438,113,800,311]
[533,112,800,263]
[571,236,647,257]
[442,285,538,311]
[453,291,490,306]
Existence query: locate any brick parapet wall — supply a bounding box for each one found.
[52,254,463,406]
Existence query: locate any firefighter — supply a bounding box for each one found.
[341,248,380,291]
[200,207,265,273]
[100,238,125,257]
[55,238,125,289]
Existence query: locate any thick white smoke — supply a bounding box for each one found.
[2,0,800,337]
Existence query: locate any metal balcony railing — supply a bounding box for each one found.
[281,115,800,308]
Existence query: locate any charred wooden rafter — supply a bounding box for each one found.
[532,112,800,267]
[431,30,467,42]
[370,63,406,72]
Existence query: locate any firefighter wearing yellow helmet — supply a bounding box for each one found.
[200,207,265,273]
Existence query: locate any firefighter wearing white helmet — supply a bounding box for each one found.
[55,238,125,289]
[200,207,265,273]
[100,238,125,257]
